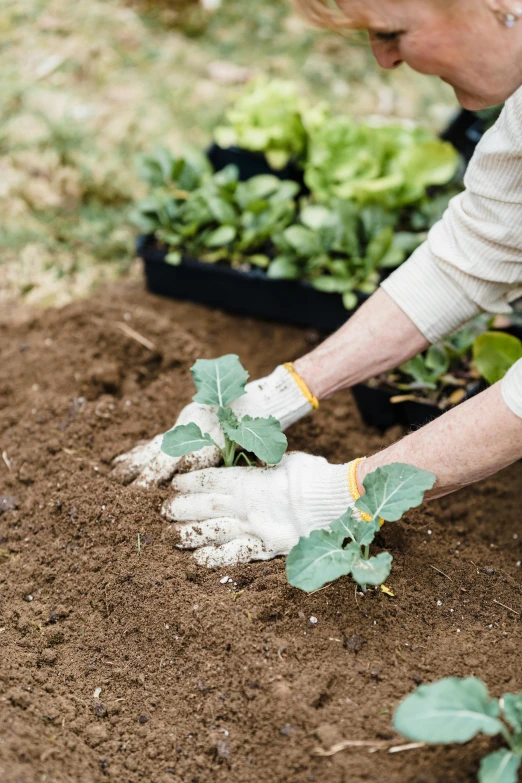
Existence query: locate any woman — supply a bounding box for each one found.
[114,0,522,567]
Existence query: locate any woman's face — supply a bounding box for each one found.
[338,0,522,109]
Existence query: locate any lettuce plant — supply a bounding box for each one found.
[394,677,522,783]
[286,463,435,593]
[213,77,308,170]
[304,115,459,209]
[161,355,287,467]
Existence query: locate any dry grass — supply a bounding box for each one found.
[0,0,456,306]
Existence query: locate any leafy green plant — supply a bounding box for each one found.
[304,116,459,209]
[214,77,308,169]
[161,354,287,467]
[473,331,522,385]
[268,201,423,307]
[132,152,299,266]
[385,320,521,410]
[286,463,435,593]
[394,677,522,783]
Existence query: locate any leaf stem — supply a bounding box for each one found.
[223,433,237,468]
[234,451,255,467]
[363,544,370,561]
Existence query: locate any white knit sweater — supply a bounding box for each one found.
[381,87,522,419]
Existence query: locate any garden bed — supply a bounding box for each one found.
[0,284,521,783]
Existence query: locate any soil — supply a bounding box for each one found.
[0,283,521,783]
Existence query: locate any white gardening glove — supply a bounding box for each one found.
[162,453,361,567]
[112,365,315,487]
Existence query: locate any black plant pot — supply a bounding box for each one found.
[138,235,366,332]
[207,143,307,191]
[440,109,492,164]
[352,379,485,433]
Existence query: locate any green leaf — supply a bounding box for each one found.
[191,355,249,407]
[267,255,300,280]
[204,225,237,248]
[330,511,380,547]
[478,750,521,783]
[400,355,438,390]
[351,552,393,587]
[161,424,216,458]
[165,251,182,266]
[248,254,270,269]
[425,344,450,377]
[393,677,504,744]
[217,406,240,435]
[473,332,522,385]
[356,463,436,522]
[343,291,358,310]
[283,225,321,256]
[232,415,287,464]
[312,276,354,294]
[502,692,522,734]
[300,205,336,231]
[286,530,358,592]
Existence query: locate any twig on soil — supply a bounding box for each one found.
[429,564,453,581]
[314,739,426,757]
[388,742,426,754]
[2,451,12,471]
[137,533,141,556]
[114,321,156,351]
[492,599,520,616]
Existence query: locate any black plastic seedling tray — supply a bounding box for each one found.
[139,235,366,332]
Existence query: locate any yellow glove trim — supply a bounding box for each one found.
[283,362,320,410]
[348,457,384,526]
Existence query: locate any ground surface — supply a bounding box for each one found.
[1,0,455,306]
[0,284,521,783]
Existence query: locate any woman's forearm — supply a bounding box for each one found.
[358,382,522,501]
[294,288,429,399]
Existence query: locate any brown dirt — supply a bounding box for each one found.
[0,283,521,783]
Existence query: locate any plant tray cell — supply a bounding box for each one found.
[139,235,366,332]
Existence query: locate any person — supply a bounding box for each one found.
[114,0,522,568]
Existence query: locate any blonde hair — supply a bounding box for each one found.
[292,0,354,29]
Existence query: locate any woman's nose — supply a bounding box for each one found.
[370,41,403,70]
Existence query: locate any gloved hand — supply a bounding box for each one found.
[112,365,315,487]
[162,453,362,567]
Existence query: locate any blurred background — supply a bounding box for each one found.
[0,0,457,307]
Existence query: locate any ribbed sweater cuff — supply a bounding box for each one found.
[381,244,481,344]
[501,359,522,419]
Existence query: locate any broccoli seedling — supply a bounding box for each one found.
[394,677,522,783]
[286,463,435,593]
[161,354,287,468]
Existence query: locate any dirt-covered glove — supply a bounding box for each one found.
[112,365,316,487]
[162,453,362,567]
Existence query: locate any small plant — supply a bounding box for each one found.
[161,354,287,467]
[286,463,435,593]
[394,677,522,783]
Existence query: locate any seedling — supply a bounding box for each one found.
[394,677,522,783]
[161,355,287,467]
[286,463,435,593]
